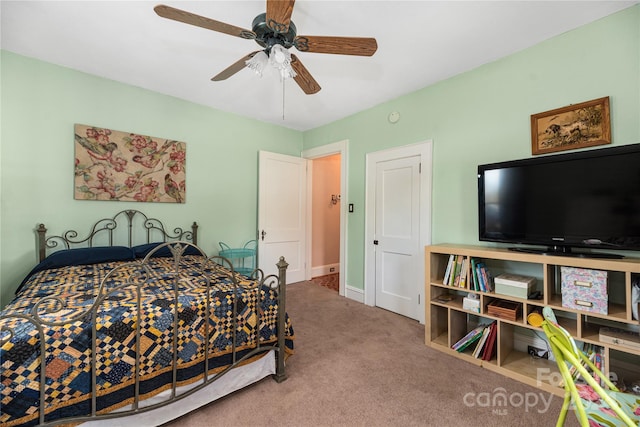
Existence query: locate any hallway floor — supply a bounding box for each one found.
[309,273,339,292]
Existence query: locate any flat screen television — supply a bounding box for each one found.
[477,143,640,258]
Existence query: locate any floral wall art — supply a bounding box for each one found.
[74,124,186,203]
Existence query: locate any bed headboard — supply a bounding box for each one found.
[36,209,198,262]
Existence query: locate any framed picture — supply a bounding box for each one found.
[530,96,610,155]
[74,124,186,203]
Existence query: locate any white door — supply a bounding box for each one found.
[374,155,421,319]
[257,151,307,283]
[365,141,432,323]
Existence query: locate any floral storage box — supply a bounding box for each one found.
[561,267,608,314]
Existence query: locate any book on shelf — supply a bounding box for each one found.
[475,263,486,292]
[476,263,493,292]
[595,352,603,386]
[452,255,464,287]
[470,258,480,291]
[481,322,498,361]
[459,258,468,288]
[452,326,485,352]
[566,343,604,386]
[446,255,456,286]
[452,322,497,354]
[483,266,494,292]
[452,259,459,287]
[472,323,495,358]
[442,254,455,285]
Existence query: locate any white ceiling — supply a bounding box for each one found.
[2,1,636,131]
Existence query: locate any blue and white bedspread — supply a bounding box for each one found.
[0,254,294,426]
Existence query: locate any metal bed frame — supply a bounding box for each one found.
[1,209,289,426]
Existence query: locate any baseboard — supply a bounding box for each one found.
[345,284,364,303]
[311,263,340,278]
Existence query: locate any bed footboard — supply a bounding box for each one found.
[275,256,289,383]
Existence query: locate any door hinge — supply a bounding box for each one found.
[419,162,422,174]
[418,294,420,304]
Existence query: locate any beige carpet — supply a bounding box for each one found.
[163,281,578,427]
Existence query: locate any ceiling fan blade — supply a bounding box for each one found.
[211,51,260,81]
[266,0,296,34]
[291,54,321,95]
[154,4,255,39]
[294,35,378,56]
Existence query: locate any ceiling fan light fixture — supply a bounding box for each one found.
[246,51,269,77]
[271,44,287,64]
[269,44,296,79]
[278,63,297,80]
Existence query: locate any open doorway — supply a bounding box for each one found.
[302,140,348,296]
[309,154,341,292]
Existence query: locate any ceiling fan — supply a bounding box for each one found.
[154,1,378,94]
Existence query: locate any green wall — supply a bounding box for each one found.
[303,5,640,291]
[0,51,302,306]
[1,6,639,306]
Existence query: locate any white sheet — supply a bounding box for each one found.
[80,350,276,426]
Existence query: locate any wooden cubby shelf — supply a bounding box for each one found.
[425,244,640,396]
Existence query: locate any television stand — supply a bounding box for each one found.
[508,246,623,259]
[425,243,640,398]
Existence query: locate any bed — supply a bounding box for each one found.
[0,210,294,426]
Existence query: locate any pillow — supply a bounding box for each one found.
[16,246,135,294]
[132,242,201,259]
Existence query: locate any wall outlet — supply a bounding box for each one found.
[528,345,548,359]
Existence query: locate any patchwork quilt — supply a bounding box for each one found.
[0,255,294,426]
